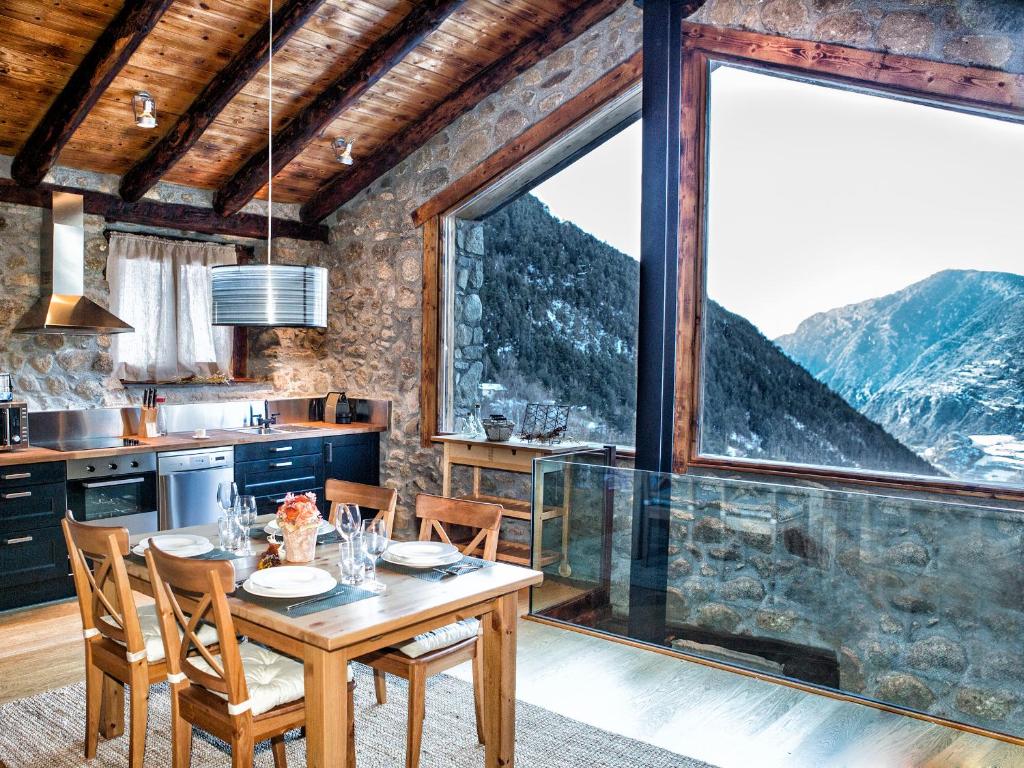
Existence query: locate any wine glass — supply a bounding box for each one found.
[335,503,362,543]
[362,517,389,593]
[237,495,257,554]
[217,481,238,514]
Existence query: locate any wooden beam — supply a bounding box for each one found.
[0,180,328,243]
[118,0,330,203]
[411,51,643,227]
[213,0,469,217]
[299,0,630,224]
[10,0,177,188]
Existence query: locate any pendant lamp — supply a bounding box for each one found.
[210,0,327,329]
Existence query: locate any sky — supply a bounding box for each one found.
[705,65,1024,339]
[520,66,1024,340]
[531,119,642,260]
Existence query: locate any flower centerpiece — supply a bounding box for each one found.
[276,492,322,563]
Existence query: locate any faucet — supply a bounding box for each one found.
[248,401,279,432]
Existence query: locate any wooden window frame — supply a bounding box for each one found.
[674,23,1024,499]
[417,51,644,448]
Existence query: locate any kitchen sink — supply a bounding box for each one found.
[232,426,285,435]
[230,424,321,435]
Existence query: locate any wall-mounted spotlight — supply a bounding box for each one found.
[132,91,158,129]
[332,137,354,166]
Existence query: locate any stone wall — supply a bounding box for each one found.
[452,220,486,427]
[692,0,1024,73]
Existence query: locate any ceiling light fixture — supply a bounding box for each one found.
[132,91,158,129]
[332,137,354,166]
[210,0,327,329]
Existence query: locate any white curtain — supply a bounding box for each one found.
[107,233,238,382]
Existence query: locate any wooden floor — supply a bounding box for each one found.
[3,599,1024,767]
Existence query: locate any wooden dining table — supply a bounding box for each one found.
[124,517,543,768]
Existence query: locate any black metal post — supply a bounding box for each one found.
[628,0,682,643]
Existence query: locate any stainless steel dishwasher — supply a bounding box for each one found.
[158,446,235,529]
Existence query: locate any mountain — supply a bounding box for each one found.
[701,301,939,476]
[478,194,641,438]
[475,193,938,475]
[776,270,1024,480]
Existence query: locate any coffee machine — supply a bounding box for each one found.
[324,391,353,424]
[0,374,28,451]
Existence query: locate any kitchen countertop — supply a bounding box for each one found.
[0,420,386,467]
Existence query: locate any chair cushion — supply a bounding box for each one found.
[191,643,353,716]
[394,618,481,659]
[102,604,218,663]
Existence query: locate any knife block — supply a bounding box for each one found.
[138,407,159,438]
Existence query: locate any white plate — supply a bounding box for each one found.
[264,520,333,536]
[382,549,463,569]
[386,541,458,563]
[243,567,337,598]
[250,565,332,590]
[133,535,212,557]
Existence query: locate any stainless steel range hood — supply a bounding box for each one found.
[14,192,133,335]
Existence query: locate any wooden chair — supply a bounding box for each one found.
[325,478,398,536]
[145,542,356,768]
[358,493,502,768]
[61,513,181,767]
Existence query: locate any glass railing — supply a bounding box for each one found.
[530,451,1024,741]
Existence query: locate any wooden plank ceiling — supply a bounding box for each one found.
[0,0,620,222]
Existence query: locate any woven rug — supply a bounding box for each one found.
[0,666,715,768]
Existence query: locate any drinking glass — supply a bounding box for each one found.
[335,503,362,543]
[362,518,389,593]
[217,513,239,552]
[217,481,239,514]
[237,495,257,553]
[338,536,365,585]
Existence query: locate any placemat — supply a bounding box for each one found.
[232,582,377,616]
[380,555,494,582]
[128,547,245,563]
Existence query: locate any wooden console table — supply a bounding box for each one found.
[434,434,589,576]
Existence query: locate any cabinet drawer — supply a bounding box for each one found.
[0,524,70,589]
[0,481,67,534]
[0,461,66,489]
[234,437,322,463]
[235,454,324,499]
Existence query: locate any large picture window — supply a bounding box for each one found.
[418,60,643,448]
[692,62,1024,488]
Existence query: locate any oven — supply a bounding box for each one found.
[66,452,159,535]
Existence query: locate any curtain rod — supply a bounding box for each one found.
[103,227,255,251]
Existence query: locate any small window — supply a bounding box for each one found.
[439,107,642,446]
[106,233,238,383]
[698,63,1024,487]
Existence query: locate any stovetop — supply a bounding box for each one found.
[36,437,142,452]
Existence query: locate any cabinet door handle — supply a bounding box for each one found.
[326,442,333,463]
[1,491,32,500]
[270,461,293,469]
[1,472,31,481]
[2,535,33,545]
[271,446,293,453]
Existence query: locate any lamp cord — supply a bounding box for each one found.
[267,0,273,264]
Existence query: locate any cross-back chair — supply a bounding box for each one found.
[62,513,166,767]
[358,493,502,768]
[145,542,355,768]
[325,478,398,537]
